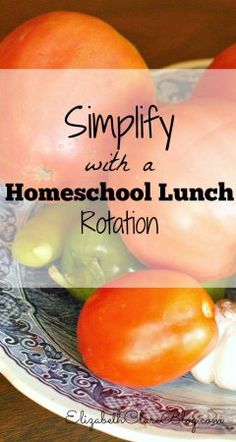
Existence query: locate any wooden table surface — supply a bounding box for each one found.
[0,1,236,441]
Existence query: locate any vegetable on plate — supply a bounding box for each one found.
[109,99,236,281]
[12,202,82,268]
[78,270,218,388]
[203,279,226,302]
[192,43,236,101]
[49,217,144,300]
[0,11,153,189]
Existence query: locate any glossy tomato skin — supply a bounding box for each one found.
[0,11,152,188]
[77,270,218,388]
[209,43,236,69]
[192,44,236,101]
[108,99,236,281]
[0,11,147,69]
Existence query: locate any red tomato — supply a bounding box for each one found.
[78,270,218,388]
[193,43,236,101]
[0,11,147,69]
[209,43,236,69]
[108,99,236,281]
[0,11,151,188]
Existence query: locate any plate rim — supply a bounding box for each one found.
[1,345,235,442]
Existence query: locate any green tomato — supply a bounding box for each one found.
[204,287,225,302]
[12,202,84,268]
[203,279,226,302]
[50,221,144,301]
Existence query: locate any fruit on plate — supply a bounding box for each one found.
[49,215,144,300]
[192,42,236,101]
[203,279,226,303]
[12,202,83,267]
[209,43,236,69]
[204,286,225,303]
[192,299,236,390]
[0,11,153,188]
[78,270,218,387]
[108,99,236,281]
[0,11,147,69]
